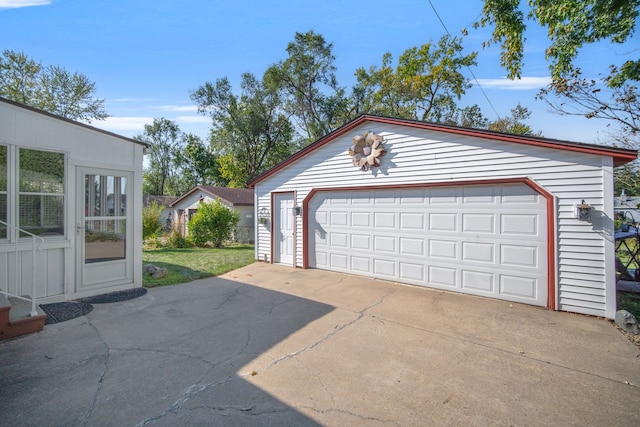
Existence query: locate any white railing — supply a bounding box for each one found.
[0,220,44,317]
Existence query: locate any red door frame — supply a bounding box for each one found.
[301,178,556,310]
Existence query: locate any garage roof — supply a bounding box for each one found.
[248,114,638,187]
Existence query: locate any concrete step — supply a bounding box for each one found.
[0,294,47,340]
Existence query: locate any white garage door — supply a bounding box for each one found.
[308,183,548,306]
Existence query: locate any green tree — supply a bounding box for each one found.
[475,0,639,83]
[38,65,107,122]
[174,133,221,188]
[353,35,478,122]
[0,50,41,104]
[487,103,541,136]
[139,118,183,195]
[191,72,295,184]
[142,201,164,240]
[267,30,347,142]
[0,50,107,121]
[537,68,639,134]
[188,199,239,247]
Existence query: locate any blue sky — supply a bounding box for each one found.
[0,0,636,145]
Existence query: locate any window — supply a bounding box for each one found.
[18,148,65,237]
[0,145,6,239]
[84,174,127,263]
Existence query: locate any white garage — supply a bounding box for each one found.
[249,115,637,319]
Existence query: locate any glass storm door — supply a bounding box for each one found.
[76,168,133,292]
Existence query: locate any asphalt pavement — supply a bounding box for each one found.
[1,262,639,426]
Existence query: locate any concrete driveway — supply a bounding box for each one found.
[1,263,639,426]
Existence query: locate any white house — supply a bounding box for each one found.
[248,115,638,319]
[170,186,254,243]
[0,97,145,320]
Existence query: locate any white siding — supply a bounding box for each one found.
[254,122,617,318]
[0,100,144,302]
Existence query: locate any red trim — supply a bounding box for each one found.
[248,115,637,187]
[301,177,557,310]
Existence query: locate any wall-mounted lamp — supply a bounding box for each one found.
[294,206,302,216]
[575,200,592,222]
[258,207,270,225]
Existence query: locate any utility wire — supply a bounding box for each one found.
[425,0,502,121]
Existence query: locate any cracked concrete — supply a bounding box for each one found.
[1,262,639,426]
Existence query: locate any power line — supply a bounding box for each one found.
[425,0,502,121]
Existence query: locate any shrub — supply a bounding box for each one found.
[142,201,164,240]
[188,198,239,247]
[165,229,192,248]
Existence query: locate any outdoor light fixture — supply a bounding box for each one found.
[258,207,270,225]
[294,206,302,216]
[575,200,593,222]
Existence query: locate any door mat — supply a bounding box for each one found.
[39,302,94,325]
[76,288,147,304]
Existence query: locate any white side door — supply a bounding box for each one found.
[273,193,294,265]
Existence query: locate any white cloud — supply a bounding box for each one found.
[0,0,51,8]
[475,76,552,90]
[91,116,152,132]
[154,105,199,112]
[176,115,210,124]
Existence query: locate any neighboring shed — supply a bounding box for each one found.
[248,114,638,319]
[170,186,254,243]
[0,97,146,307]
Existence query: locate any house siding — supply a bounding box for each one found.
[254,122,618,318]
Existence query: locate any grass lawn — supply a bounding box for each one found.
[142,244,255,287]
[618,291,640,319]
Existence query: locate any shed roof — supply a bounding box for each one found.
[0,96,147,147]
[248,114,638,187]
[143,195,179,207]
[170,186,254,207]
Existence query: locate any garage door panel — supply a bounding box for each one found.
[463,213,495,233]
[428,187,458,204]
[501,214,538,235]
[374,259,395,277]
[462,270,495,292]
[429,213,457,231]
[330,253,348,269]
[308,183,547,306]
[400,262,425,281]
[351,234,371,250]
[500,245,538,268]
[374,212,396,228]
[400,237,425,256]
[429,239,457,259]
[330,232,348,248]
[428,265,457,287]
[351,256,371,273]
[462,241,495,263]
[330,211,348,226]
[500,275,537,299]
[374,235,396,253]
[462,185,496,204]
[400,212,425,230]
[351,212,371,227]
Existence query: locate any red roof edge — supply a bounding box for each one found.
[248,114,638,187]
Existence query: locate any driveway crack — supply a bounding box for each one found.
[81,320,110,427]
[248,292,393,374]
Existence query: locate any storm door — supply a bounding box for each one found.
[76,168,133,292]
